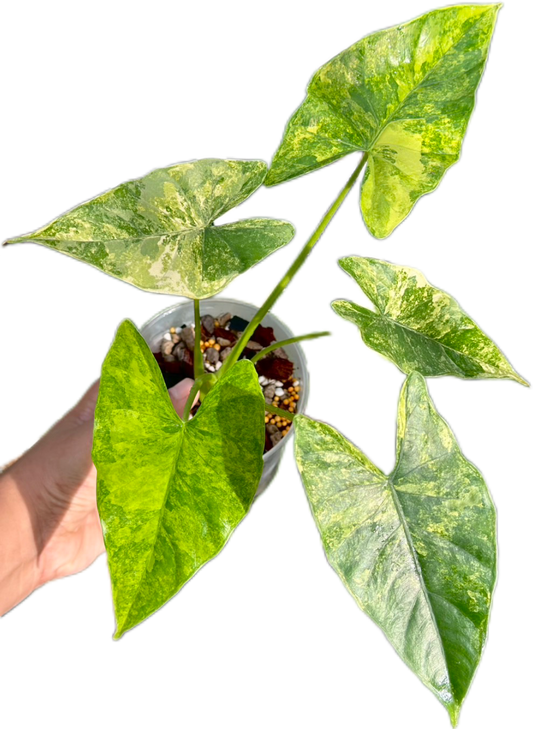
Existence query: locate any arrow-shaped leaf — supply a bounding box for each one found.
[294,372,496,725]
[265,4,500,238]
[93,320,265,638]
[4,159,295,298]
[332,256,527,385]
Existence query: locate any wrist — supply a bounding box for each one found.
[0,464,43,614]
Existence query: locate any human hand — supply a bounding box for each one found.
[0,377,194,615]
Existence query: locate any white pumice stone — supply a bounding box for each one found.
[258,375,267,385]
[162,332,172,341]
[215,361,222,370]
[275,387,285,397]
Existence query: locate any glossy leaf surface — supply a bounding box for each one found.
[265,5,500,238]
[5,159,295,297]
[332,256,527,385]
[294,373,496,725]
[93,320,265,637]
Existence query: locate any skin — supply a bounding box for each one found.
[0,377,194,616]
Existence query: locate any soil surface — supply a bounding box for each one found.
[151,311,302,453]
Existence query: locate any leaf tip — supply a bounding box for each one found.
[447,701,461,727]
[118,314,137,329]
[113,627,124,641]
[326,299,345,319]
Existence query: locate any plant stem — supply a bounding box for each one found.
[183,380,202,421]
[265,403,295,421]
[250,331,330,364]
[221,152,368,374]
[193,299,203,380]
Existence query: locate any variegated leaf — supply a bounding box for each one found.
[332,256,527,385]
[294,372,497,725]
[265,5,500,238]
[93,320,265,637]
[4,159,295,298]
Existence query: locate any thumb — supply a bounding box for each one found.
[168,378,196,419]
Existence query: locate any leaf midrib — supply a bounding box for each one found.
[117,420,185,636]
[16,224,214,247]
[339,297,471,359]
[380,311,475,364]
[14,217,285,249]
[365,294,486,372]
[386,463,454,703]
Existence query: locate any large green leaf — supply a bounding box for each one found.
[265,5,500,238]
[4,159,295,298]
[93,320,265,638]
[332,256,527,385]
[294,372,496,725]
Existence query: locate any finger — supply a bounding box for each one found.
[168,378,196,418]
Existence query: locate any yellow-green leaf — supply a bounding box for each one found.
[4,159,295,298]
[294,373,496,725]
[265,5,500,238]
[93,320,265,638]
[332,256,527,385]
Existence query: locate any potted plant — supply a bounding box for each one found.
[3,4,525,725]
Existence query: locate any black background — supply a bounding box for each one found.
[0,2,520,728]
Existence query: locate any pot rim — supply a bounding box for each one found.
[138,293,312,462]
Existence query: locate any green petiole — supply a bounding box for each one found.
[250,331,330,364]
[219,152,368,376]
[265,404,295,421]
[193,299,203,380]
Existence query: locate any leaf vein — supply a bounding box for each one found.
[368,10,491,150]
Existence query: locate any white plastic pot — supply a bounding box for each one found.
[140,298,309,496]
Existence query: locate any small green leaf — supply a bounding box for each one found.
[294,373,496,725]
[265,5,500,238]
[93,320,265,638]
[4,159,295,298]
[332,256,527,385]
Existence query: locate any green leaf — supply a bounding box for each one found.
[93,320,265,638]
[294,372,496,725]
[4,159,295,298]
[265,5,500,238]
[332,256,527,385]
